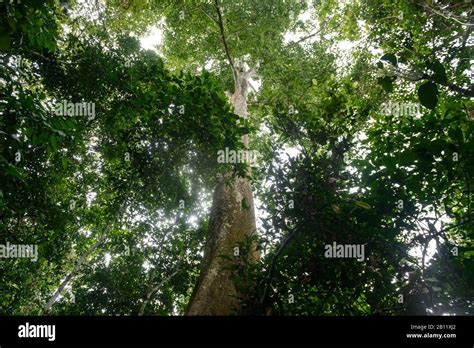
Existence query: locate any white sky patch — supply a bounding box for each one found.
[86,192,97,207]
[78,227,92,237]
[71,0,103,21]
[249,77,262,93]
[104,253,112,267]
[204,60,215,70]
[140,25,163,53]
[284,2,318,46]
[407,208,452,266]
[187,214,199,228]
[284,145,302,159]
[337,40,355,51]
[142,259,153,272]
[409,237,437,266]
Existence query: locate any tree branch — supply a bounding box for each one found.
[198,5,218,25]
[245,61,260,79]
[396,68,474,98]
[214,0,237,83]
[138,264,181,315]
[286,21,326,48]
[420,3,474,27]
[42,193,131,314]
[248,79,258,94]
[286,28,323,47]
[42,228,108,314]
[259,225,299,306]
[423,74,474,98]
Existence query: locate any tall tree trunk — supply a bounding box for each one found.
[186,68,258,315]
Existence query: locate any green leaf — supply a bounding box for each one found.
[5,165,23,179]
[418,82,438,109]
[61,158,68,170]
[379,76,393,93]
[399,150,417,166]
[0,30,10,51]
[448,126,463,143]
[355,201,371,209]
[241,197,250,210]
[380,53,397,66]
[50,135,58,152]
[426,60,447,84]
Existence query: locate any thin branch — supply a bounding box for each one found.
[42,230,107,313]
[447,26,472,62]
[245,62,260,79]
[286,21,326,49]
[214,0,237,83]
[227,26,247,40]
[248,79,258,94]
[464,171,471,221]
[29,50,52,62]
[286,28,323,47]
[396,68,474,98]
[459,26,472,53]
[436,218,472,235]
[198,5,219,25]
[138,264,181,315]
[424,74,474,98]
[421,4,474,27]
[43,190,132,314]
[259,225,299,306]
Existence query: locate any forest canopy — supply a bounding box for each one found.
[0,0,473,316]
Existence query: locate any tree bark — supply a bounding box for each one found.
[186,67,259,315]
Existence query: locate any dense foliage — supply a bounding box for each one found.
[0,0,472,315]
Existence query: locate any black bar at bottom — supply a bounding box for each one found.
[0,316,472,346]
